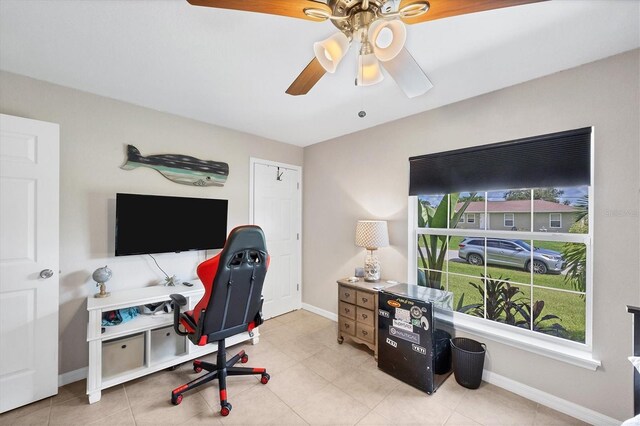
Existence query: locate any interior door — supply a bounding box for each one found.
[251,160,301,319]
[0,114,60,413]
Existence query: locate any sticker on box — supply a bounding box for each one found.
[412,343,427,355]
[410,306,422,319]
[378,309,390,318]
[386,338,398,348]
[392,319,413,332]
[395,307,411,323]
[389,326,420,344]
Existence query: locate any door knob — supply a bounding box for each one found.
[39,269,54,279]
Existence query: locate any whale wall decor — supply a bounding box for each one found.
[121,145,229,187]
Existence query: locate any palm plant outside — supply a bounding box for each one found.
[417,193,475,289]
[562,195,588,293]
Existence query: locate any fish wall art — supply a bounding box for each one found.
[121,145,229,187]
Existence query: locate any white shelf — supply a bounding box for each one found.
[96,313,174,342]
[85,281,259,404]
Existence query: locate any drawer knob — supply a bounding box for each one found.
[345,308,350,313]
[362,314,368,319]
[362,297,368,303]
[362,330,368,336]
[345,324,350,329]
[345,292,350,297]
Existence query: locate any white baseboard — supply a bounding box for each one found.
[58,367,87,387]
[301,303,338,322]
[482,370,621,425]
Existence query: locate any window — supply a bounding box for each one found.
[504,213,514,228]
[459,215,465,223]
[409,127,593,358]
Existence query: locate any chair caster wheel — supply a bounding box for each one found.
[337,336,344,344]
[193,366,202,373]
[171,394,183,405]
[220,402,232,416]
[241,354,249,363]
[260,373,270,384]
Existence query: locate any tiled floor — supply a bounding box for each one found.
[0,310,587,425]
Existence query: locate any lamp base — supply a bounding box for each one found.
[364,251,381,283]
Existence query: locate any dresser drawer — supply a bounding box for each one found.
[339,301,356,320]
[339,317,356,336]
[339,285,356,304]
[356,306,374,327]
[356,323,375,344]
[356,290,374,310]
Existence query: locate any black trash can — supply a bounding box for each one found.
[450,337,486,389]
[433,329,452,375]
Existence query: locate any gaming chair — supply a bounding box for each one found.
[169,225,270,417]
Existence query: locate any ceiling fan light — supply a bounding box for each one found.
[314,32,350,73]
[357,53,384,86]
[368,20,407,62]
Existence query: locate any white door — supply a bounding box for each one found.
[250,159,301,319]
[479,214,486,230]
[0,114,59,413]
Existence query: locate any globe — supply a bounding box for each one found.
[92,266,112,283]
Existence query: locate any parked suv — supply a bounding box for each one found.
[458,238,566,274]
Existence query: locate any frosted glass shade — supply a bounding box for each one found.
[355,220,389,250]
[314,32,350,73]
[368,20,406,62]
[356,53,384,86]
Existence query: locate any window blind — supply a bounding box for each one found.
[408,127,592,195]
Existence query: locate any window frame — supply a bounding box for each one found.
[504,213,515,228]
[466,213,476,223]
[408,187,597,370]
[549,213,562,229]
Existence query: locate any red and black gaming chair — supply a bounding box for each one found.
[169,225,270,417]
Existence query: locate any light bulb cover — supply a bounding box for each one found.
[313,32,350,73]
[357,53,384,86]
[368,20,406,62]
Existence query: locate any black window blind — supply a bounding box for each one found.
[409,127,592,195]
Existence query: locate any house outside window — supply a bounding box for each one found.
[459,214,465,223]
[550,213,562,228]
[504,213,514,228]
[466,213,475,223]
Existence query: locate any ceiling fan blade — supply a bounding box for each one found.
[285,57,326,96]
[381,48,433,98]
[186,0,331,22]
[399,0,547,25]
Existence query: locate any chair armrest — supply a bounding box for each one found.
[169,294,189,336]
[170,294,187,307]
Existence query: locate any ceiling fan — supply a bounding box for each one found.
[187,0,545,98]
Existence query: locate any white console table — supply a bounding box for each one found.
[86,281,259,404]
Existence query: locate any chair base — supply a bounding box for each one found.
[170,339,270,416]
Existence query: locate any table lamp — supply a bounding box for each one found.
[355,220,389,282]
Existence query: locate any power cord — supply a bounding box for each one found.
[148,253,169,279]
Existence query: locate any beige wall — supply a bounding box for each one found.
[0,71,303,375]
[303,49,640,420]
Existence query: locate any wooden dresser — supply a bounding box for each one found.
[337,278,390,359]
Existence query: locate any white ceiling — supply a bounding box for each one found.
[1,1,638,147]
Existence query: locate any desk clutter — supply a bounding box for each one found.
[101,301,175,327]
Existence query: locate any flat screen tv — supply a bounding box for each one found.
[115,193,228,256]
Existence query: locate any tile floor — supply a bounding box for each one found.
[0,309,587,425]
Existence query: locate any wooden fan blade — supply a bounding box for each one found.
[285,58,326,96]
[400,0,547,25]
[381,48,433,98]
[186,0,331,22]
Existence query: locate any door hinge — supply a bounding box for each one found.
[297,182,300,190]
[297,233,299,240]
[297,283,299,291]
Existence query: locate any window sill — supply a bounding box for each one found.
[435,310,601,371]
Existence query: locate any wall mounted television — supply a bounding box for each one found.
[115,193,228,256]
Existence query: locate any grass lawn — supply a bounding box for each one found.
[419,259,586,343]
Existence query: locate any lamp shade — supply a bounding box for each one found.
[368,20,406,62]
[355,220,389,250]
[314,32,350,73]
[356,53,384,86]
